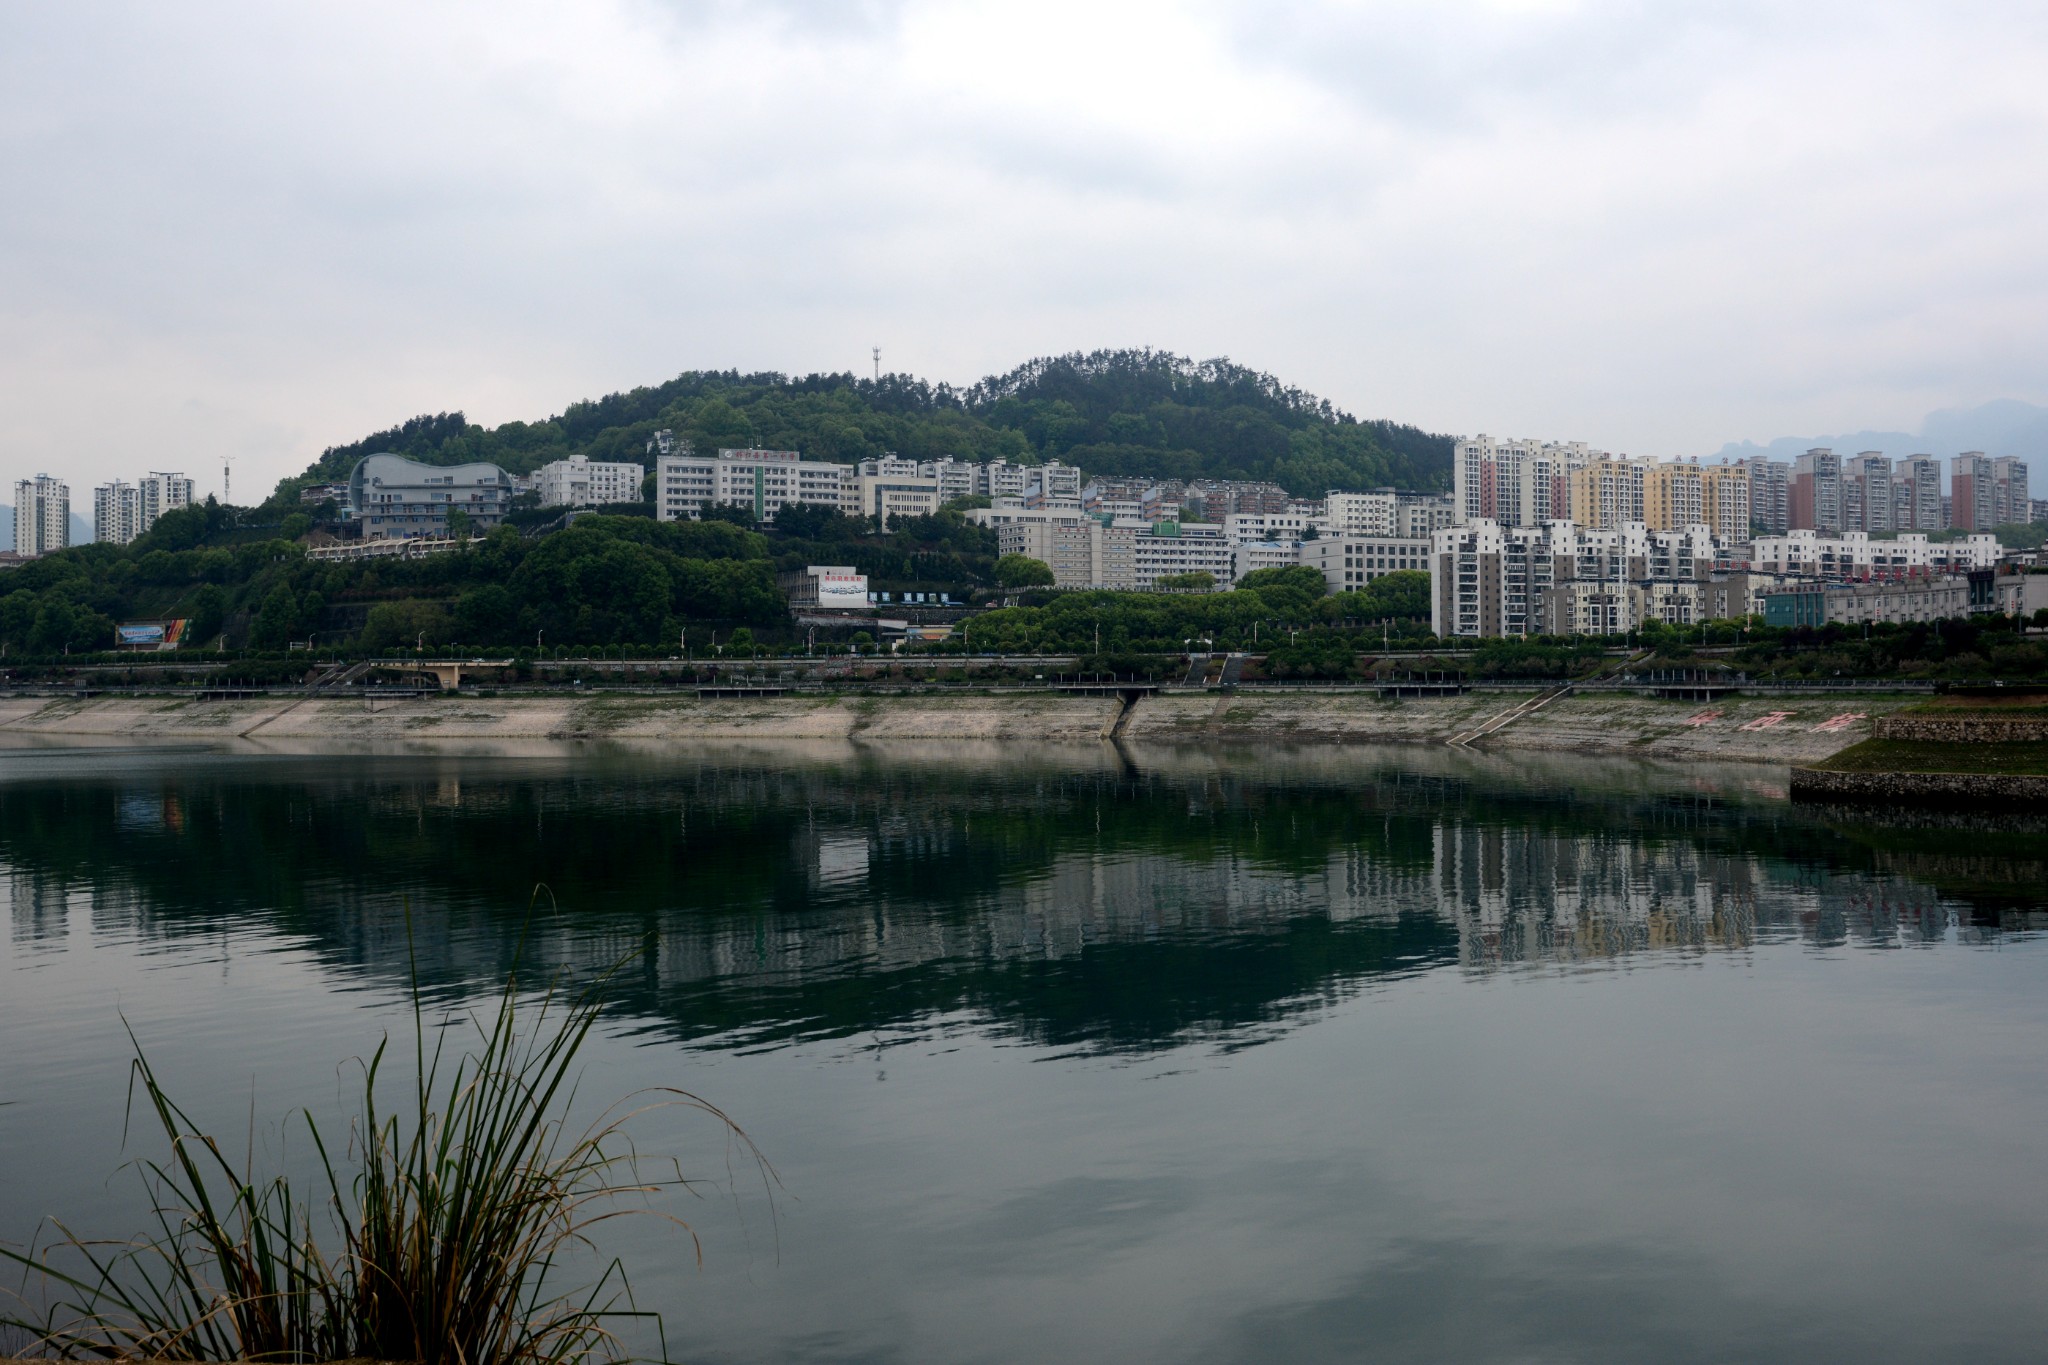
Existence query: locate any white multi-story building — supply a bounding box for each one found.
[1454,436,1597,528]
[1029,460,1084,500]
[535,455,644,509]
[138,471,193,531]
[92,472,191,545]
[12,475,68,557]
[95,481,142,544]
[1430,519,1573,638]
[994,513,1134,589]
[1130,521,1233,589]
[985,459,1033,500]
[349,454,514,539]
[1896,456,1944,532]
[1299,535,1433,594]
[854,463,942,529]
[1396,494,1459,538]
[1747,529,2002,580]
[1323,492,1397,537]
[926,458,982,504]
[1223,511,1323,543]
[1231,539,1303,584]
[655,448,854,523]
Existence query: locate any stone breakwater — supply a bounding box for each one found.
[1789,766,2048,804]
[0,689,1926,764]
[1872,716,2048,743]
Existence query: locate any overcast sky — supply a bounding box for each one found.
[5,0,2046,500]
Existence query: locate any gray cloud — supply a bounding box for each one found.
[3,0,2046,500]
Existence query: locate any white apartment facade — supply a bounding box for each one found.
[139,472,193,530]
[1299,535,1433,595]
[1453,436,1596,528]
[1231,539,1303,584]
[854,459,942,528]
[655,448,854,523]
[1130,521,1234,589]
[1747,529,2003,580]
[535,455,644,509]
[92,471,193,545]
[12,475,69,557]
[1224,511,1323,543]
[995,514,1135,589]
[95,481,142,545]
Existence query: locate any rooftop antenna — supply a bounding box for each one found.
[872,346,881,382]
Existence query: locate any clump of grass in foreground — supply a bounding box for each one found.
[1,934,767,1364]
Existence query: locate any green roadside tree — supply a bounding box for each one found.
[1154,571,1215,591]
[994,554,1055,589]
[251,584,299,649]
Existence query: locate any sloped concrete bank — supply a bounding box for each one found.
[0,689,1925,764]
[1789,767,2048,804]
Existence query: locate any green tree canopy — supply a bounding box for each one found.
[994,554,1056,589]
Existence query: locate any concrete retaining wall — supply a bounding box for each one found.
[1872,716,2048,742]
[1789,766,2048,804]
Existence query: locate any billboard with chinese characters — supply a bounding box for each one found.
[116,619,191,650]
[815,570,869,608]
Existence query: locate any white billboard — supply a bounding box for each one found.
[816,571,869,607]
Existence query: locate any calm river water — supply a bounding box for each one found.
[1,738,2045,1362]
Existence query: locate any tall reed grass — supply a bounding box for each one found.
[1,942,762,1363]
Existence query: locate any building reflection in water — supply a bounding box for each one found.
[1,745,2043,1050]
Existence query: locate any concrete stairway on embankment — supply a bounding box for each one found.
[1445,685,1572,747]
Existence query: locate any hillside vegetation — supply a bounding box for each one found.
[278,349,1450,505]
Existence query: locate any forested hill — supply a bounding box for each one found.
[287,350,1450,505]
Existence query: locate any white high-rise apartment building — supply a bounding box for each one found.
[535,455,645,509]
[13,475,69,557]
[95,481,143,544]
[1843,453,1893,533]
[138,471,194,531]
[1896,456,1943,531]
[1453,436,1595,528]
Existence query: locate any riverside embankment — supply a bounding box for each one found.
[0,688,1926,763]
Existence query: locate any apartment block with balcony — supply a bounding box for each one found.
[13,476,70,557]
[1894,456,1943,531]
[1567,457,1647,531]
[94,481,141,545]
[1430,520,1571,638]
[1747,529,2003,580]
[1842,453,1893,533]
[1701,463,1751,544]
[1789,448,1843,532]
[1744,456,1790,534]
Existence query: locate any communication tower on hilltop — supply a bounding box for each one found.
[222,454,234,505]
[872,346,881,382]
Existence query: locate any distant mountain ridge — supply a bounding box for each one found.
[1709,399,2048,464]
